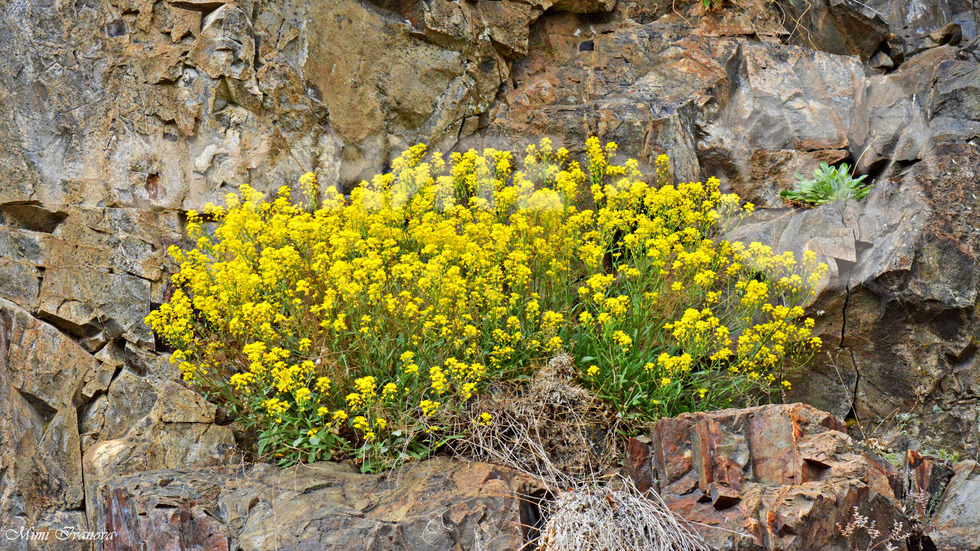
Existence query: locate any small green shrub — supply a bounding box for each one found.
[780,162,873,206]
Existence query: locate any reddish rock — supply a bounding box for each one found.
[905,449,954,520]
[641,404,906,551]
[623,436,654,494]
[103,473,230,551]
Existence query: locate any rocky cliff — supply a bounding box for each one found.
[2,0,980,548]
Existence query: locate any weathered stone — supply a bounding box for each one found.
[308,0,539,185]
[905,449,955,520]
[849,46,957,176]
[104,470,231,551]
[862,0,978,58]
[776,0,891,61]
[928,460,980,550]
[488,21,740,182]
[700,41,864,206]
[547,0,617,14]
[0,259,41,311]
[644,404,905,551]
[99,459,533,551]
[37,267,152,351]
[622,436,654,493]
[0,300,95,529]
[82,375,236,536]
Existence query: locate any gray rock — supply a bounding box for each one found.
[37,267,152,351]
[0,300,94,524]
[928,460,980,550]
[99,458,534,551]
[776,0,891,61]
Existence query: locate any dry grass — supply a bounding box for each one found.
[537,477,709,551]
[456,353,708,551]
[457,353,622,486]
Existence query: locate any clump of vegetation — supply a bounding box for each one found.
[538,476,708,551]
[781,161,873,206]
[147,138,825,471]
[838,507,908,551]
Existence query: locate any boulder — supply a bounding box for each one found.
[100,458,534,551]
[486,20,738,183]
[81,360,237,539]
[700,41,865,206]
[628,403,907,551]
[861,0,977,58]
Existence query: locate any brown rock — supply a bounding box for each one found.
[37,267,152,351]
[104,471,230,551]
[641,404,905,551]
[82,381,236,537]
[905,449,954,520]
[622,436,654,493]
[99,458,534,551]
[547,0,617,14]
[0,300,94,526]
[776,0,891,61]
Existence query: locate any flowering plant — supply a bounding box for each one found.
[147,138,825,470]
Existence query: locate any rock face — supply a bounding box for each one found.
[100,459,532,551]
[0,0,581,539]
[627,403,907,551]
[928,460,980,550]
[4,0,980,542]
[94,405,980,551]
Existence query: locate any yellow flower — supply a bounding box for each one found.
[346,392,365,409]
[420,400,440,416]
[381,383,398,400]
[429,366,447,395]
[294,387,311,403]
[354,376,377,398]
[148,137,823,468]
[612,331,632,351]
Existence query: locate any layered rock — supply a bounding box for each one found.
[100,459,533,551]
[626,403,908,551]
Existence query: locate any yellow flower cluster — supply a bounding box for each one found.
[146,137,825,468]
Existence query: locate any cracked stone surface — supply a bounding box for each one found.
[3,0,980,546]
[99,458,533,551]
